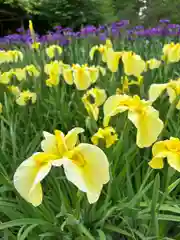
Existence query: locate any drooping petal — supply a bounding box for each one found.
[103,95,130,126]
[148,157,164,169]
[31,162,52,191]
[122,52,146,77]
[76,144,109,186]
[13,157,42,206]
[65,127,84,150]
[73,69,92,90]
[166,152,180,172]
[106,49,122,72]
[86,187,102,204]
[63,143,109,203]
[128,106,164,148]
[63,158,88,192]
[152,141,167,156]
[63,68,73,85]
[149,83,167,102]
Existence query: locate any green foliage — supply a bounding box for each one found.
[0,36,180,239]
[143,0,180,25]
[112,0,143,25]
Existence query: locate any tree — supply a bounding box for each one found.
[112,0,143,25]
[143,0,180,26]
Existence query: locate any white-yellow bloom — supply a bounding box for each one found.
[149,78,180,109]
[13,128,109,206]
[103,94,164,148]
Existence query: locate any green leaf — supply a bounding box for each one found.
[0,219,51,230]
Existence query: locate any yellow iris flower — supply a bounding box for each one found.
[103,94,164,148]
[106,48,123,72]
[61,63,105,90]
[63,64,104,90]
[82,88,107,121]
[149,137,180,172]
[16,90,37,106]
[13,128,109,206]
[46,45,62,59]
[0,50,10,64]
[122,51,146,77]
[89,40,122,72]
[0,71,13,84]
[8,85,21,96]
[12,68,26,82]
[146,58,161,70]
[162,42,180,63]
[149,78,180,109]
[25,65,40,77]
[62,65,74,85]
[89,39,113,62]
[31,42,41,50]
[44,61,63,87]
[91,127,118,148]
[0,50,23,64]
[8,50,23,63]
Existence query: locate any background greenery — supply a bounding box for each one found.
[0,35,180,239]
[1,0,180,34]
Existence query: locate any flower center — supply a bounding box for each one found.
[166,141,180,154]
[65,149,86,167]
[54,130,67,155]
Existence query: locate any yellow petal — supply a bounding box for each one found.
[86,187,102,204]
[63,158,88,192]
[128,106,164,148]
[103,95,130,126]
[147,59,161,70]
[89,68,99,83]
[167,152,180,172]
[41,131,60,155]
[84,102,99,121]
[89,46,98,60]
[31,162,52,191]
[73,69,92,90]
[63,143,109,203]
[13,157,42,206]
[106,49,122,72]
[152,141,167,156]
[63,69,73,85]
[149,84,167,102]
[122,52,146,77]
[76,143,109,185]
[148,157,164,169]
[176,100,180,110]
[16,96,26,106]
[65,127,84,150]
[167,87,176,104]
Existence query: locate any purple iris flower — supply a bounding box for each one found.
[159,19,170,24]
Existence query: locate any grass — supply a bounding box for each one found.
[0,35,180,239]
